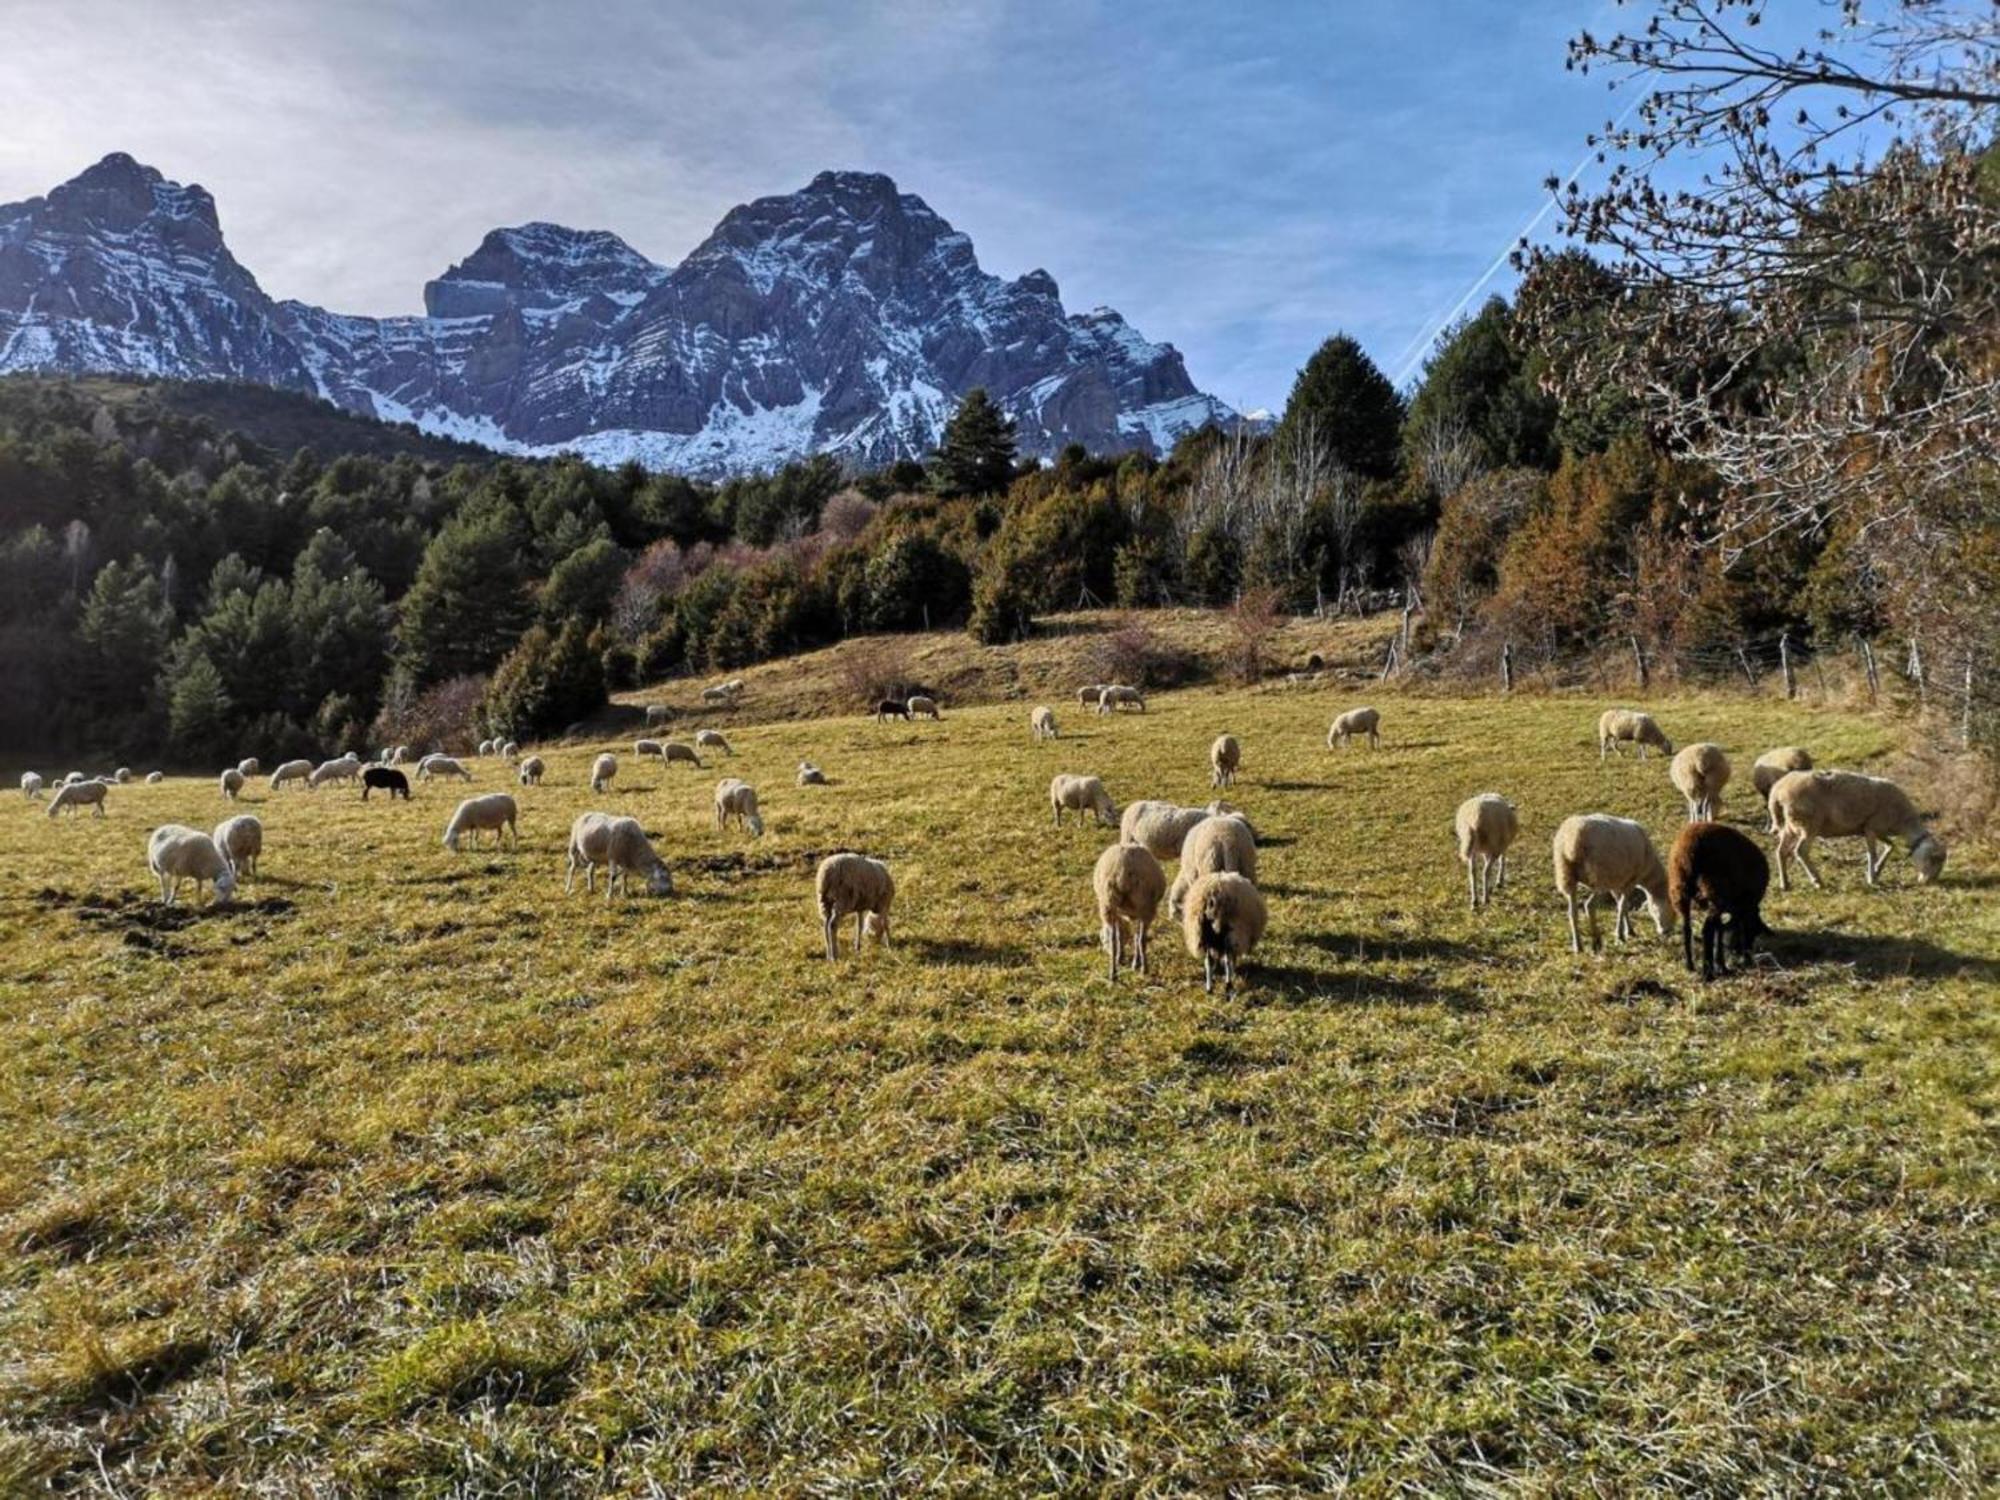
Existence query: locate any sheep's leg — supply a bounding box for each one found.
[1467,856,1479,909]
[1866,838,1891,883]
[158,871,172,904]
[1566,890,1583,954]
[1493,854,1506,893]
[1705,914,1725,979]
[1136,920,1149,975]
[854,911,865,956]
[1203,952,1215,992]
[823,910,838,961]
[1682,901,1696,972]
[1106,921,1120,981]
[1223,953,1236,997]
[1795,837,1825,889]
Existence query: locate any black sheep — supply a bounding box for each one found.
[1668,821,1771,979]
[361,766,411,801]
[874,699,909,722]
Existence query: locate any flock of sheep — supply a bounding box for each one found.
[22,685,1950,993]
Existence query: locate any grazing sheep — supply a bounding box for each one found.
[46,780,108,818]
[590,752,618,793]
[236,758,260,778]
[389,745,411,765]
[662,741,702,769]
[1327,707,1381,749]
[694,728,733,756]
[1669,822,1771,980]
[701,684,733,705]
[213,813,262,880]
[796,761,829,786]
[147,824,236,906]
[1210,734,1241,788]
[1454,793,1519,909]
[442,793,519,852]
[517,755,545,786]
[478,738,495,757]
[21,772,43,799]
[1167,813,1259,918]
[62,771,84,785]
[565,812,673,899]
[1181,871,1267,997]
[269,759,312,792]
[874,699,910,722]
[362,766,411,801]
[1752,747,1814,831]
[1031,706,1059,742]
[724,678,745,696]
[1118,799,1240,860]
[416,755,473,783]
[907,694,941,720]
[1096,685,1146,714]
[1552,814,1674,953]
[1669,743,1732,822]
[1598,709,1674,761]
[220,767,246,800]
[500,741,519,762]
[1770,769,1947,890]
[1051,773,1118,828]
[714,778,765,836]
[635,738,665,762]
[1093,842,1167,981]
[113,767,132,784]
[815,853,894,959]
[144,771,163,784]
[308,756,362,790]
[1075,683,1107,708]
[644,704,671,726]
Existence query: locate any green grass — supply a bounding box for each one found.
[2,687,1995,1493]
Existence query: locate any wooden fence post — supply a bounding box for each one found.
[1736,645,1758,688]
[1500,640,1514,693]
[1860,638,1879,704]
[1379,637,1399,681]
[1779,633,1796,699]
[1630,634,1649,691]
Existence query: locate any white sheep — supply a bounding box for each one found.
[1598,709,1674,760]
[442,793,519,852]
[591,752,618,794]
[46,780,108,818]
[1076,683,1107,708]
[634,738,665,762]
[144,771,164,784]
[1118,799,1239,860]
[1096,684,1146,715]
[1669,743,1732,822]
[694,729,733,756]
[662,741,703,769]
[308,756,361,790]
[724,678,745,696]
[1031,706,1059,742]
[148,824,236,905]
[1454,793,1519,909]
[566,812,672,899]
[113,767,132,784]
[220,767,246,800]
[1050,773,1118,828]
[62,771,84,785]
[644,704,671,726]
[517,754,546,786]
[20,772,43,800]
[701,684,732,705]
[1167,813,1259,918]
[213,813,262,880]
[417,755,473,783]
[1752,747,1814,831]
[1552,814,1673,953]
[1210,734,1241,788]
[478,738,495,757]
[907,694,941,720]
[816,853,894,959]
[236,757,261,778]
[1094,841,1166,980]
[714,778,765,836]
[1770,769,1946,890]
[1327,707,1381,750]
[797,761,828,786]
[1182,871,1267,997]
[268,759,311,792]
[500,741,519,762]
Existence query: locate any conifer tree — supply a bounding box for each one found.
[1275,335,1404,481]
[929,389,1018,498]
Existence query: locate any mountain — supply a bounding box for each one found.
[0,154,1234,475]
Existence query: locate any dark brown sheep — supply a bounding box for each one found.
[874,699,910,722]
[1668,821,1771,979]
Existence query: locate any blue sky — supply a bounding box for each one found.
[0,0,1629,413]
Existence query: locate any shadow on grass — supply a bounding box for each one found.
[910,936,1029,968]
[1259,780,1336,793]
[1781,928,2000,982]
[1247,962,1484,1012]
[1295,928,1492,964]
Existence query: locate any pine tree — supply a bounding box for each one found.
[166,653,233,760]
[1275,335,1405,481]
[394,506,531,687]
[929,389,1018,498]
[75,558,173,709]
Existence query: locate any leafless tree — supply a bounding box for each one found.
[1408,411,1485,506]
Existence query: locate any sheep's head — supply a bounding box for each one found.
[213,866,237,904]
[863,912,890,942]
[645,863,674,897]
[1912,834,1947,884]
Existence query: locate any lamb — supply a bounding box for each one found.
[1752,746,1814,831]
[635,738,665,762]
[1552,814,1674,953]
[442,793,519,852]
[416,755,473,783]
[591,753,618,794]
[1454,793,1519,909]
[1093,842,1167,981]
[1167,812,1259,918]
[694,729,733,756]
[236,758,260,778]
[713,777,765,836]
[517,755,545,786]
[147,824,236,905]
[144,771,163,784]
[1210,734,1241,788]
[1181,871,1267,997]
[1598,709,1674,760]
[1669,743,1732,822]
[362,766,411,801]
[388,745,411,765]
[815,852,894,959]
[21,772,43,799]
[796,761,828,786]
[1769,769,1947,890]
[1118,799,1240,860]
[308,756,362,789]
[213,813,262,880]
[565,811,673,899]
[1668,822,1771,980]
[907,694,941,720]
[1031,706,1059,742]
[1076,683,1107,708]
[1327,707,1381,749]
[1096,684,1146,714]
[662,741,702,768]
[269,759,312,792]
[1050,773,1118,828]
[46,780,108,818]
[874,699,910,722]
[220,767,246,800]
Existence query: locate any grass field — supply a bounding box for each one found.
[2,685,1995,1493]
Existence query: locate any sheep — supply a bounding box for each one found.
[1669,822,1771,980]
[644,704,671,726]
[147,824,236,906]
[713,778,765,837]
[1327,707,1381,750]
[1096,685,1146,714]
[1181,871,1267,998]
[635,738,665,762]
[1669,743,1732,822]
[517,755,545,786]
[478,738,495,757]
[442,793,519,852]
[566,811,672,899]
[220,767,246,800]
[1167,813,1259,918]
[62,771,84,785]
[591,752,618,794]
[416,755,473,783]
[1552,814,1674,953]
[46,780,108,818]
[498,740,517,762]
[308,756,361,790]
[269,759,312,792]
[796,761,828,786]
[816,853,894,959]
[874,699,910,722]
[1075,683,1107,708]
[1598,709,1674,761]
[1093,841,1166,981]
[701,684,733,705]
[724,678,745,696]
[907,694,941,720]
[20,772,43,799]
[389,745,411,765]
[694,729,733,756]
[236,757,260,778]
[113,767,132,784]
[1051,773,1118,829]
[1118,799,1240,860]
[1031,706,1059,742]
[144,771,163,784]
[1454,793,1519,909]
[662,741,702,769]
[362,766,411,801]
[213,813,262,880]
[1210,734,1241,788]
[1752,747,1814,831]
[1769,769,1947,890]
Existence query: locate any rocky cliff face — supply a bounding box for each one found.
[0,155,1233,474]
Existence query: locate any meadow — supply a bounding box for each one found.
[1,681,1994,1493]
